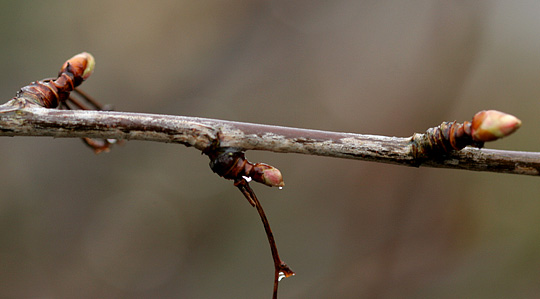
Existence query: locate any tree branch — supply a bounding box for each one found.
[0,99,538,176]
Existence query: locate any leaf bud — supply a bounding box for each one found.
[471,110,521,142]
[256,163,285,188]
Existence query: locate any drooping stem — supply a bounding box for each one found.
[234,179,294,299]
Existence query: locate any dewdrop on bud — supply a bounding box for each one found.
[257,163,285,188]
[471,110,521,142]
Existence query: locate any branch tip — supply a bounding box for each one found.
[411,110,522,160]
[471,110,521,142]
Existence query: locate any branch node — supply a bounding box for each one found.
[410,110,521,163]
[204,144,290,298]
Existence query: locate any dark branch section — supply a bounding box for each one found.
[0,100,538,176]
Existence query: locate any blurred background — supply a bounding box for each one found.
[0,1,539,298]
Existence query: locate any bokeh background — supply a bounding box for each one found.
[0,1,539,298]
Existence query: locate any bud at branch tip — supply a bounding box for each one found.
[471,110,521,142]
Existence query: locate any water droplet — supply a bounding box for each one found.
[242,176,252,182]
[278,186,283,190]
[278,272,286,281]
[107,139,117,144]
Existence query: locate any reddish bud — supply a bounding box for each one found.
[471,110,521,142]
[256,163,285,188]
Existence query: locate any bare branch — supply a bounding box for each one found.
[0,100,538,176]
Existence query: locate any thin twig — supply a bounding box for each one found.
[0,100,538,176]
[234,179,294,299]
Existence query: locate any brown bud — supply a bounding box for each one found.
[62,52,95,80]
[471,110,521,142]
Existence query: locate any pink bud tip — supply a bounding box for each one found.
[259,165,285,188]
[471,110,522,142]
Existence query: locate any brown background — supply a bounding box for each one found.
[0,1,539,298]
